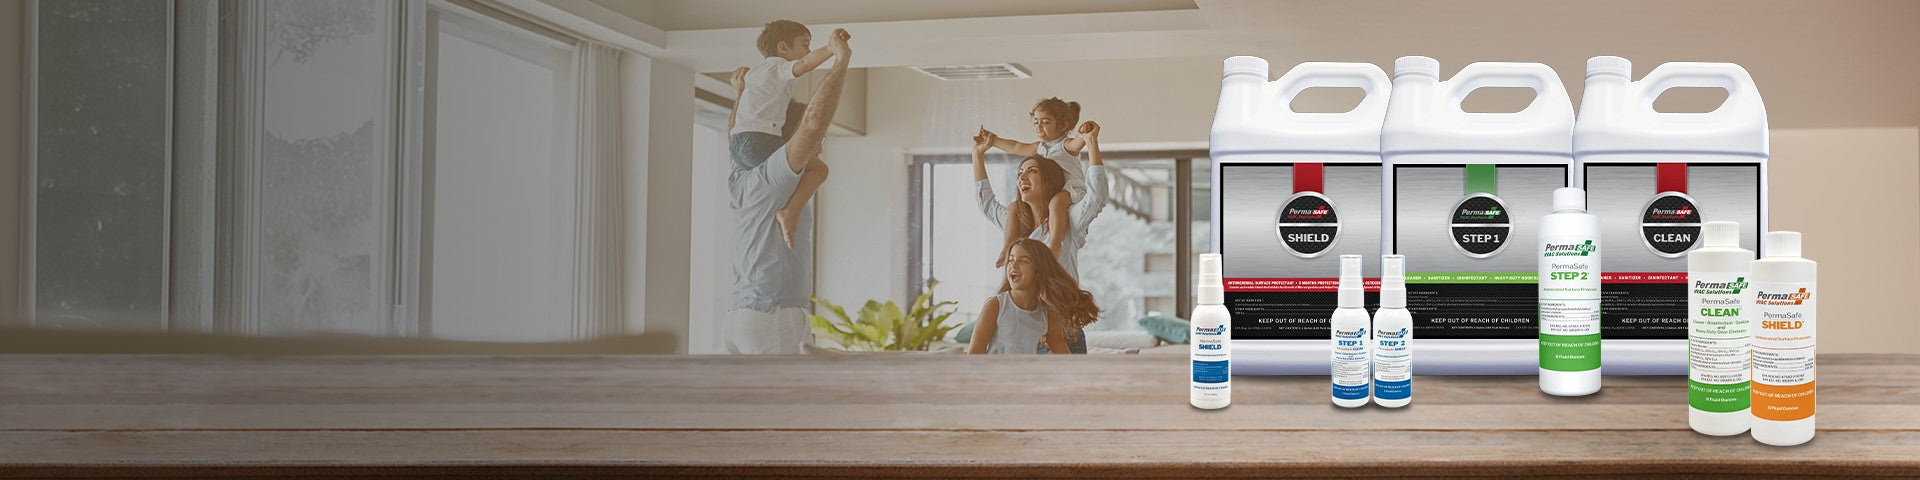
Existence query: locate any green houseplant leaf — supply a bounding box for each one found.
[807,278,961,352]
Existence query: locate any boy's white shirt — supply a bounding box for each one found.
[731,56,800,137]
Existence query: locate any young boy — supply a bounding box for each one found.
[730,20,844,249]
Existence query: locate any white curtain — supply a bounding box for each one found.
[571,41,626,339]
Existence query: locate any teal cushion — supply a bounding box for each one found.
[1137,314,1191,344]
[953,321,976,343]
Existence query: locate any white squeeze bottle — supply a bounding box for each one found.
[1687,221,1755,436]
[1538,187,1602,396]
[1330,255,1371,408]
[1372,255,1413,408]
[1191,253,1231,409]
[1750,231,1816,446]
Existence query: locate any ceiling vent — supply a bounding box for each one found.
[911,63,1032,81]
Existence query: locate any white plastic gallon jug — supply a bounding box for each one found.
[1575,56,1768,375]
[1380,56,1574,375]
[1210,57,1391,375]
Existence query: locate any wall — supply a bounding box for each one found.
[0,0,22,325]
[814,55,1920,354]
[1770,128,1920,353]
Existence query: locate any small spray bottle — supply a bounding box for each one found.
[1331,255,1371,408]
[1190,253,1231,409]
[1373,255,1413,407]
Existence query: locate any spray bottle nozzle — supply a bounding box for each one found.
[1197,253,1225,306]
[1380,254,1408,309]
[1199,253,1223,281]
[1337,255,1364,308]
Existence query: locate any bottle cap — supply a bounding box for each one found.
[1552,187,1586,211]
[1395,56,1439,80]
[1701,221,1739,248]
[1766,231,1802,257]
[1586,56,1631,79]
[1224,56,1269,79]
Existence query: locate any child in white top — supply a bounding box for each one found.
[977,117,1102,269]
[979,97,1094,203]
[729,20,847,249]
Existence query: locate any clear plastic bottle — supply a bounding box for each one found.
[1538,187,1602,396]
[1750,232,1816,446]
[1372,255,1413,408]
[1331,255,1371,408]
[1687,221,1754,435]
[1190,253,1231,409]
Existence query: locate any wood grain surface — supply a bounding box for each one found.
[1,354,1915,478]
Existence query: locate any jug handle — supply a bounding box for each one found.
[1446,63,1562,115]
[1637,62,1756,117]
[1272,62,1391,119]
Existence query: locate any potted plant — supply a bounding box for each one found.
[809,279,959,352]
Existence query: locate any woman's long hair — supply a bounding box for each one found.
[998,238,1100,331]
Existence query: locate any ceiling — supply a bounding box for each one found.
[588,0,1920,129]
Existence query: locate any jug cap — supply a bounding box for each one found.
[1587,56,1631,79]
[1395,56,1439,79]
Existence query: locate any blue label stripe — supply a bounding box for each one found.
[1332,382,1369,400]
[1192,360,1229,384]
[1373,379,1411,400]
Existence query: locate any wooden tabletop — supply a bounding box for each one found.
[2,354,1917,478]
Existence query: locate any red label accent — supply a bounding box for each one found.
[1293,163,1323,194]
[1600,272,1688,284]
[1656,163,1688,194]
[1225,277,1380,293]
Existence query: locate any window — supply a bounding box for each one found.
[28,0,171,331]
[909,151,1209,337]
[423,4,577,342]
[25,0,633,342]
[241,0,404,336]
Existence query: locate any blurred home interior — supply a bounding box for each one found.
[0,0,1915,356]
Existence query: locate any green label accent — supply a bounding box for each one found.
[1406,272,1538,284]
[1465,164,1498,194]
[1688,380,1751,413]
[1539,333,1601,371]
